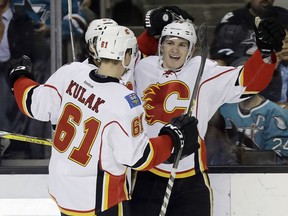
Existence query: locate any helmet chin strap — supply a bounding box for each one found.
[121,68,129,77]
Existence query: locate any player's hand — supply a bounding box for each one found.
[144,6,195,36]
[254,16,285,56]
[7,55,34,92]
[159,114,200,163]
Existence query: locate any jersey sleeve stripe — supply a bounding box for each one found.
[132,135,173,171]
[20,85,36,118]
[44,83,63,101]
[131,143,154,170]
[240,50,276,92]
[14,77,39,118]
[95,162,130,213]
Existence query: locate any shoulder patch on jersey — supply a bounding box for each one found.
[125,93,141,108]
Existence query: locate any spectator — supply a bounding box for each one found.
[14,0,88,40]
[210,0,288,66]
[6,24,199,216]
[219,94,288,164]
[112,0,144,26]
[209,0,288,101]
[205,110,239,165]
[277,25,288,103]
[207,17,288,165]
[2,0,92,159]
[80,0,99,18]
[79,0,97,23]
[131,17,284,216]
[0,0,50,159]
[13,0,90,63]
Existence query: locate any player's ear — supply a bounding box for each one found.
[123,49,132,67]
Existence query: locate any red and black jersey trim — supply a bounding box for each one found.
[95,161,104,214]
[25,86,38,117]
[130,144,151,169]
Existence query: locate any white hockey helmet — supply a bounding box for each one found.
[97,25,138,69]
[159,20,197,67]
[85,18,118,60]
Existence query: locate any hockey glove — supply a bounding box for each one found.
[6,55,34,93]
[166,6,195,22]
[159,114,200,164]
[144,6,195,36]
[254,16,285,56]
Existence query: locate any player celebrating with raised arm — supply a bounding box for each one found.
[131,18,285,216]
[6,25,199,216]
[83,6,195,91]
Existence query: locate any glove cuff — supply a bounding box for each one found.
[8,66,34,90]
[159,123,184,153]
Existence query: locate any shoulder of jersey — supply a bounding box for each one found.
[107,83,142,110]
[135,56,159,73]
[205,58,218,67]
[267,101,288,115]
[187,56,216,68]
[56,62,92,75]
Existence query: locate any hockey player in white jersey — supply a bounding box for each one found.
[6,25,200,215]
[131,18,286,216]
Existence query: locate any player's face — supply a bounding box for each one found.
[161,37,190,70]
[277,30,288,62]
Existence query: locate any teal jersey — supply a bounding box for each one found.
[12,0,86,39]
[219,99,288,158]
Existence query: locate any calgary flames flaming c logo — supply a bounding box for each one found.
[142,81,190,125]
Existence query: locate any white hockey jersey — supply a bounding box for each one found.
[134,50,277,178]
[13,62,173,215]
